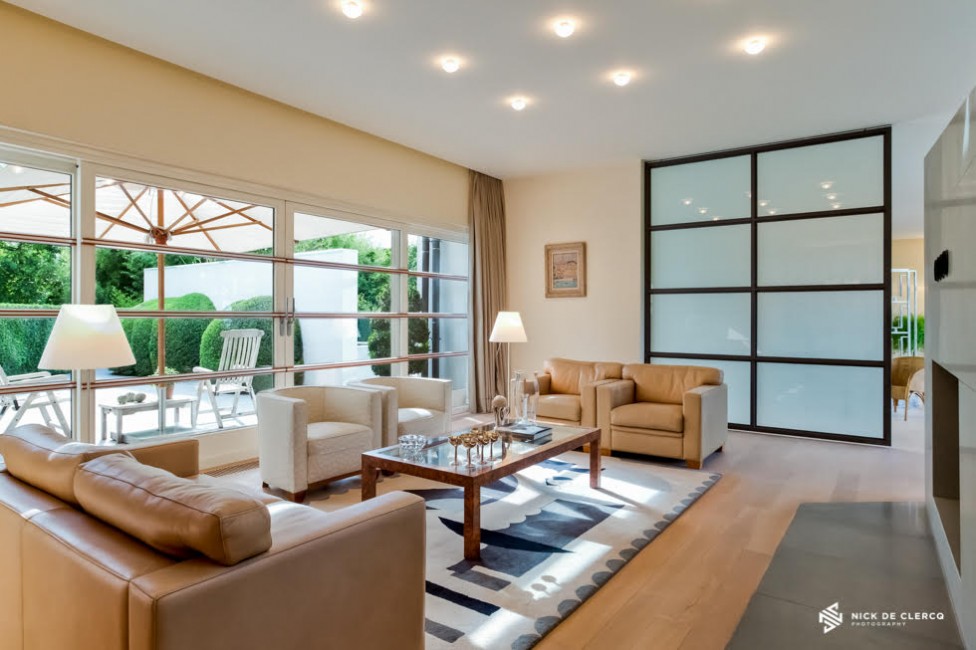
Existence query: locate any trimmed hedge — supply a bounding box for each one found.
[0,304,56,376]
[199,296,304,392]
[113,293,217,375]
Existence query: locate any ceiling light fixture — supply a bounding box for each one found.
[682,198,693,206]
[510,97,528,111]
[832,203,842,209]
[743,37,767,55]
[698,207,708,215]
[612,71,632,87]
[825,193,838,201]
[341,0,363,19]
[758,200,769,207]
[767,209,778,215]
[440,56,461,74]
[820,181,834,190]
[553,18,576,38]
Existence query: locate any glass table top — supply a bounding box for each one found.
[366,424,594,475]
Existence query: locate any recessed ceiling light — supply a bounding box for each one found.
[712,216,720,221]
[698,207,709,215]
[831,202,842,209]
[340,0,363,19]
[553,18,576,38]
[10,165,23,174]
[611,71,633,87]
[820,181,833,190]
[758,200,769,207]
[743,37,767,55]
[682,198,693,206]
[440,56,461,74]
[825,193,838,201]
[767,208,778,215]
[510,97,528,111]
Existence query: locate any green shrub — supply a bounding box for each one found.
[892,314,925,352]
[113,293,217,375]
[0,304,56,376]
[199,296,304,392]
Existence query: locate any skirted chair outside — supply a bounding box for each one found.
[347,376,452,447]
[892,355,925,418]
[257,385,381,502]
[597,364,728,469]
[534,358,623,427]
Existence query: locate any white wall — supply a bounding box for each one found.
[505,163,643,371]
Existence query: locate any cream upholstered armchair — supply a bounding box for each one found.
[347,376,452,446]
[534,358,623,426]
[597,364,727,469]
[257,385,381,502]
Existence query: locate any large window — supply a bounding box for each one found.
[645,129,890,444]
[0,152,75,437]
[0,148,470,443]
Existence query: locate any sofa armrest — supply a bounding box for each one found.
[124,439,200,478]
[682,384,728,464]
[579,379,620,428]
[536,373,552,395]
[128,492,426,650]
[596,380,635,450]
[256,393,308,493]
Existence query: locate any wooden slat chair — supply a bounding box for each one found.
[0,365,71,434]
[193,328,264,429]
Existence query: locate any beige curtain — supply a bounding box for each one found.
[469,170,508,412]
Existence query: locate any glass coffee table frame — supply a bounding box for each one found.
[361,424,601,561]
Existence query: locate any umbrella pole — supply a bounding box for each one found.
[156,189,167,433]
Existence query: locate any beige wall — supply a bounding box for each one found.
[892,237,926,314]
[505,163,643,371]
[0,2,467,227]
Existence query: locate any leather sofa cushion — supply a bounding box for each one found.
[537,394,582,422]
[74,454,271,566]
[545,358,623,396]
[611,402,684,433]
[0,424,104,506]
[623,364,723,405]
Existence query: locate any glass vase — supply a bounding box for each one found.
[512,370,539,424]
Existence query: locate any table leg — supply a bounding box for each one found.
[464,483,481,561]
[116,412,123,443]
[100,409,108,444]
[590,433,601,489]
[361,459,378,500]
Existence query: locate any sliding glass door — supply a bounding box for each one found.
[645,128,890,444]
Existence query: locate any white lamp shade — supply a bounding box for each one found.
[39,305,136,370]
[489,311,527,343]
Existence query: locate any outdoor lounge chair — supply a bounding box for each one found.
[0,365,71,435]
[193,328,264,429]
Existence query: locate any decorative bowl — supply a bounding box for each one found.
[398,434,427,457]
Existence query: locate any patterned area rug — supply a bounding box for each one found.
[216,452,719,649]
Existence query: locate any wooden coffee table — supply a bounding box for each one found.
[361,424,601,561]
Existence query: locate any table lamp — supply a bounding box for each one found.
[39,304,136,440]
[489,311,527,407]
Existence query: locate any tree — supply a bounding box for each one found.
[0,242,69,305]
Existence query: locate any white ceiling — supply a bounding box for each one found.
[9,0,976,236]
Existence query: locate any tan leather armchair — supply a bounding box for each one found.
[534,358,623,426]
[597,364,728,468]
[257,385,382,502]
[347,376,452,446]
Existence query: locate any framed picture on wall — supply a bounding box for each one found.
[545,241,586,298]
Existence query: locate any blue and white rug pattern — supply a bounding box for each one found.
[304,451,720,649]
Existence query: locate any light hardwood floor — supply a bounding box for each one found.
[513,412,927,650]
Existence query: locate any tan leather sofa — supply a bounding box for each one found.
[597,364,728,468]
[0,424,426,650]
[534,358,623,426]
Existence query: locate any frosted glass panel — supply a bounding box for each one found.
[757,136,883,215]
[757,363,883,437]
[651,357,750,424]
[758,214,883,285]
[651,225,750,288]
[650,156,750,225]
[650,293,751,355]
[758,292,883,360]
